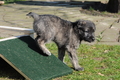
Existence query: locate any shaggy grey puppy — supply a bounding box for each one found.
[27,12,96,71]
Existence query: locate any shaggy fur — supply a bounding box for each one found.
[27,12,96,71]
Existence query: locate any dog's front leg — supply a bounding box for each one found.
[58,47,65,63]
[35,36,51,56]
[67,49,84,71]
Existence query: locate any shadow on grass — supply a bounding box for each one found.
[0,57,25,80]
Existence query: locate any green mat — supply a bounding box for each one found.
[0,36,72,80]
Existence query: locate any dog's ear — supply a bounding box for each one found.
[73,20,86,29]
[80,21,86,26]
[73,20,86,35]
[77,20,86,28]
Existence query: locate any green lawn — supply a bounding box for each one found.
[46,43,120,80]
[0,43,120,80]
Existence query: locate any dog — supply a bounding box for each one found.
[27,12,96,71]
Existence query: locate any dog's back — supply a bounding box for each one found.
[27,12,72,43]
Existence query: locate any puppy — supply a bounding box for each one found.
[27,12,96,71]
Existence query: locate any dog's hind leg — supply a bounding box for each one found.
[58,47,66,63]
[67,48,84,71]
[35,36,51,56]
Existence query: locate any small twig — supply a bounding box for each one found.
[117,18,120,23]
[117,31,120,42]
[109,20,118,29]
[96,29,107,43]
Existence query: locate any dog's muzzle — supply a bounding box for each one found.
[84,35,95,43]
[83,32,95,42]
[89,37,95,42]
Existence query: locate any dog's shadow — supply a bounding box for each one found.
[18,36,48,56]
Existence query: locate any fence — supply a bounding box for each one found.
[0,26,34,41]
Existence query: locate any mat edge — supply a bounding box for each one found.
[0,35,29,42]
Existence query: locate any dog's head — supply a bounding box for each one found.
[73,19,96,42]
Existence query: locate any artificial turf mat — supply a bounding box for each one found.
[0,36,72,80]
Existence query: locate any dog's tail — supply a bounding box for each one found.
[26,12,39,21]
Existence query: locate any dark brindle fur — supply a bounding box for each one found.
[27,12,96,71]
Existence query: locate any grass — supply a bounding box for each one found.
[89,6,95,11]
[0,37,3,39]
[0,43,120,80]
[49,43,120,80]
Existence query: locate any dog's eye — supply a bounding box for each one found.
[79,28,84,31]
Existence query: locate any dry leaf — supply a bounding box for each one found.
[98,72,104,76]
[92,47,96,49]
[104,50,109,53]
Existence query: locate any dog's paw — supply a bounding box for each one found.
[46,52,51,56]
[44,51,51,56]
[75,67,84,71]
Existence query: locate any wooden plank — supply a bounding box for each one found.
[0,54,30,80]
